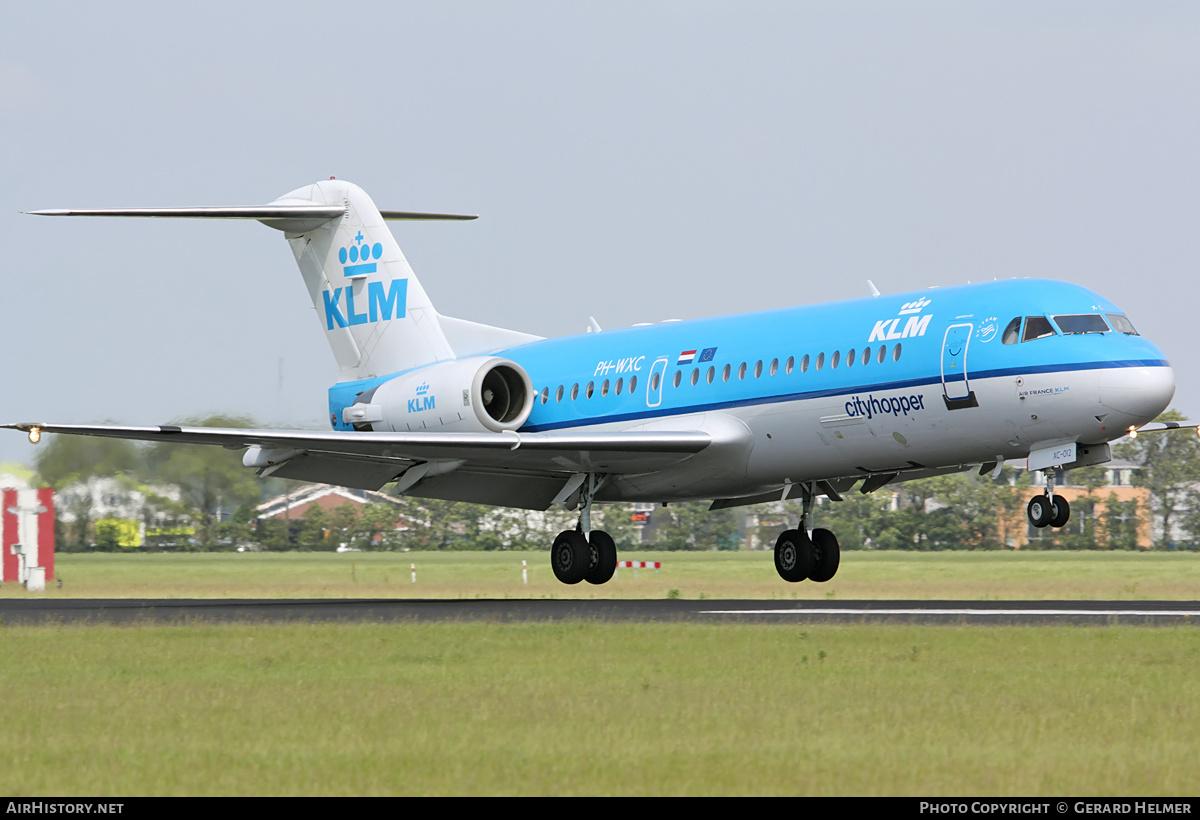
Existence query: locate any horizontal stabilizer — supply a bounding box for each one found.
[25,205,476,233]
[27,207,476,220]
[380,211,478,221]
[26,206,347,220]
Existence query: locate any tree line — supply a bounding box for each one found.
[27,412,1200,552]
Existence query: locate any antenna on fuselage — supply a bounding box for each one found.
[867,280,881,297]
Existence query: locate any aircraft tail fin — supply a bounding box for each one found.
[271,179,467,381]
[29,179,477,382]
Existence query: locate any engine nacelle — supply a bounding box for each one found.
[340,357,534,434]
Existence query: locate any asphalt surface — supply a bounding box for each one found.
[1,598,1198,626]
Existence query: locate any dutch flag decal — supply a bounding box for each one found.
[677,350,697,365]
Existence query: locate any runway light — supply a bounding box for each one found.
[28,426,40,444]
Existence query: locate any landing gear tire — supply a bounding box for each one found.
[1027,496,1052,529]
[1049,496,1071,529]
[808,528,841,583]
[585,530,618,585]
[775,529,815,583]
[551,530,590,584]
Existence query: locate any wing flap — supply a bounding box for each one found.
[256,452,415,491]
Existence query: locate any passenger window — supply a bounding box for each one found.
[706,366,715,384]
[785,356,794,375]
[877,345,885,363]
[601,379,610,397]
[690,368,699,386]
[541,387,549,404]
[892,344,901,361]
[769,358,778,376]
[571,384,579,400]
[615,378,623,395]
[815,352,824,371]
[586,381,595,398]
[862,348,870,366]
[754,360,763,378]
[801,354,810,373]
[556,385,564,403]
[1001,317,1022,345]
[650,373,659,391]
[738,363,747,380]
[1022,316,1056,342]
[831,351,840,369]
[722,364,731,382]
[847,348,856,368]
[673,371,682,388]
[629,375,637,393]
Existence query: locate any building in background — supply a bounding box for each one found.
[256,484,416,550]
[55,476,186,549]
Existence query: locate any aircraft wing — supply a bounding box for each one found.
[5,422,712,506]
[1130,420,1200,436]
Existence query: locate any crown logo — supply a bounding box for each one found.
[415,383,430,396]
[338,231,383,278]
[898,297,931,315]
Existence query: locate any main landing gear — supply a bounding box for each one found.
[551,529,617,585]
[551,474,618,585]
[1026,471,1071,530]
[774,483,841,584]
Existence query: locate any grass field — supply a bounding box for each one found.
[0,621,1195,796]
[2,551,1198,796]
[5,549,1199,600]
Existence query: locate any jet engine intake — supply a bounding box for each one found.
[340,357,533,434]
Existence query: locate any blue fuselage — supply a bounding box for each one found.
[329,279,1173,502]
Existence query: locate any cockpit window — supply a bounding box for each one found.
[1053,314,1110,335]
[1001,317,1022,345]
[1106,313,1139,335]
[1022,316,1056,342]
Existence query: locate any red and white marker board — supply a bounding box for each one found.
[2,488,55,584]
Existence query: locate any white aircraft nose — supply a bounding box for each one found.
[1099,364,1175,426]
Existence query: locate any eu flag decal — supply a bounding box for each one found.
[697,347,717,363]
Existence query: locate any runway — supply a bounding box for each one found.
[1,598,1198,626]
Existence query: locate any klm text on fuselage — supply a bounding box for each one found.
[868,313,931,343]
[324,279,409,330]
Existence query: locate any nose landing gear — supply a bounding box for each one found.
[1027,470,1071,530]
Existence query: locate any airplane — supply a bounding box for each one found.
[7,178,1182,585]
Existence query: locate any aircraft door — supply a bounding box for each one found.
[940,323,979,409]
[646,357,668,407]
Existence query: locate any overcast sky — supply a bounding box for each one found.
[3,2,1199,466]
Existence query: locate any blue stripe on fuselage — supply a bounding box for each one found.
[517,359,1168,432]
